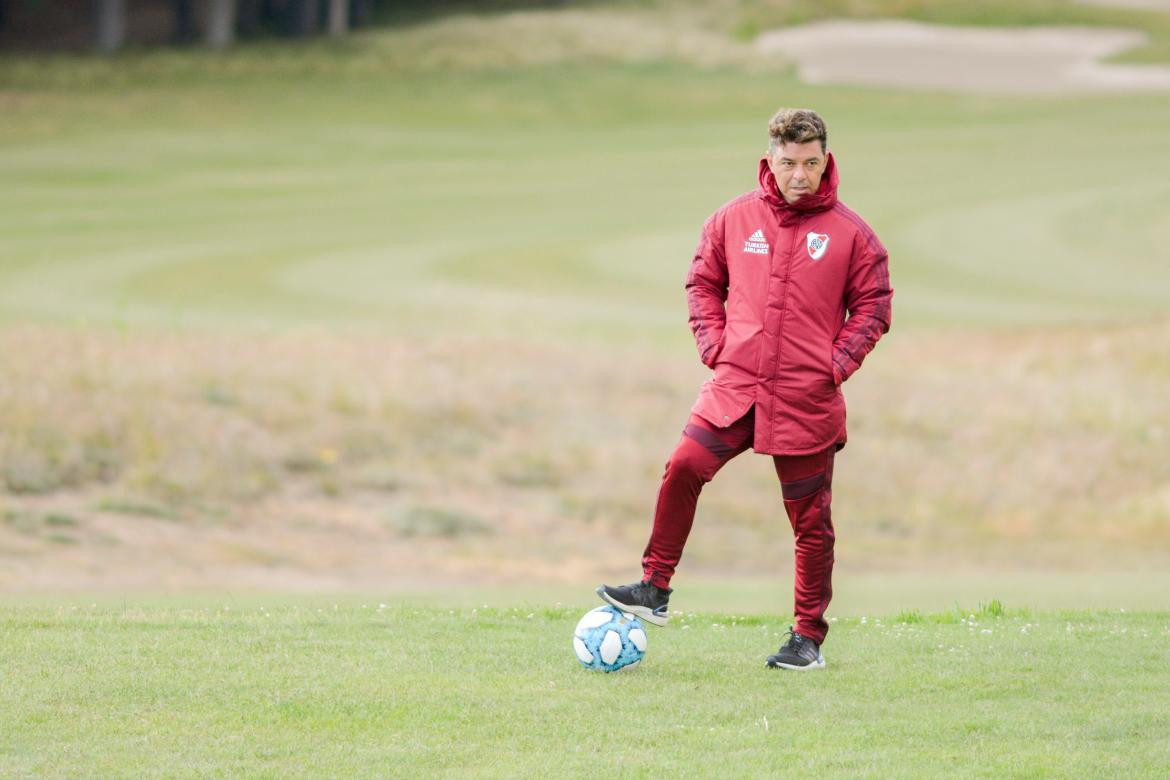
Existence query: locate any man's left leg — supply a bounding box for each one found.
[766,446,836,670]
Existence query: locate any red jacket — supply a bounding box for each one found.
[687,153,892,455]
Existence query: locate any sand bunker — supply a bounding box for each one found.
[757,20,1170,94]
[1077,0,1170,10]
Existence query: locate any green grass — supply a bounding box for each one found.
[2,2,1170,582]
[2,599,1168,777]
[1,8,1169,773]
[2,15,1170,339]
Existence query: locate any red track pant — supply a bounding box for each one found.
[640,405,837,644]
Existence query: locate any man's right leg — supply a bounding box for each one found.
[640,409,754,588]
[598,408,754,624]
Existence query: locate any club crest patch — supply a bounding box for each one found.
[806,231,830,261]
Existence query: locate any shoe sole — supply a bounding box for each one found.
[596,586,669,627]
[765,655,826,671]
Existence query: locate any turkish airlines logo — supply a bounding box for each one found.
[743,229,769,255]
[806,231,830,261]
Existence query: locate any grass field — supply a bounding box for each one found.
[2,1,1170,588]
[3,598,1169,776]
[3,2,1170,775]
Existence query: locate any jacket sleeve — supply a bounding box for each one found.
[832,230,893,384]
[686,213,729,368]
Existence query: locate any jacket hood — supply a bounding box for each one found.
[757,151,839,221]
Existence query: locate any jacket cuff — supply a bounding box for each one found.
[702,333,725,368]
[831,352,854,385]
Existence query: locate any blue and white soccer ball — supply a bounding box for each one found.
[572,605,647,672]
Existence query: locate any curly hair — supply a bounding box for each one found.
[768,108,827,153]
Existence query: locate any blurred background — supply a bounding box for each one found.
[2,0,1169,611]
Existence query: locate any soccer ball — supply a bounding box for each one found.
[572,605,646,672]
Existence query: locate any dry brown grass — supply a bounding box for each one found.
[2,320,1168,591]
[361,8,765,71]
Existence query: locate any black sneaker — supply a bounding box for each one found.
[765,627,826,671]
[596,580,672,626]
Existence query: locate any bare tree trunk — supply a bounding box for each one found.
[236,0,261,37]
[94,0,125,52]
[327,0,347,37]
[174,0,196,43]
[289,0,319,37]
[206,0,236,48]
[350,0,372,28]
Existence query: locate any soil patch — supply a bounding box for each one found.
[757,20,1170,94]
[1077,0,1170,10]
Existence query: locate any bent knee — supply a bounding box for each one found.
[664,441,718,483]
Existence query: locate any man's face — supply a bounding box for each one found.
[769,140,826,204]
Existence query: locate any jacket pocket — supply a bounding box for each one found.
[703,333,727,368]
[824,341,841,387]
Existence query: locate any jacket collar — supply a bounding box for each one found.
[757,151,839,222]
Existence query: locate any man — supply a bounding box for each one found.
[597,108,892,670]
